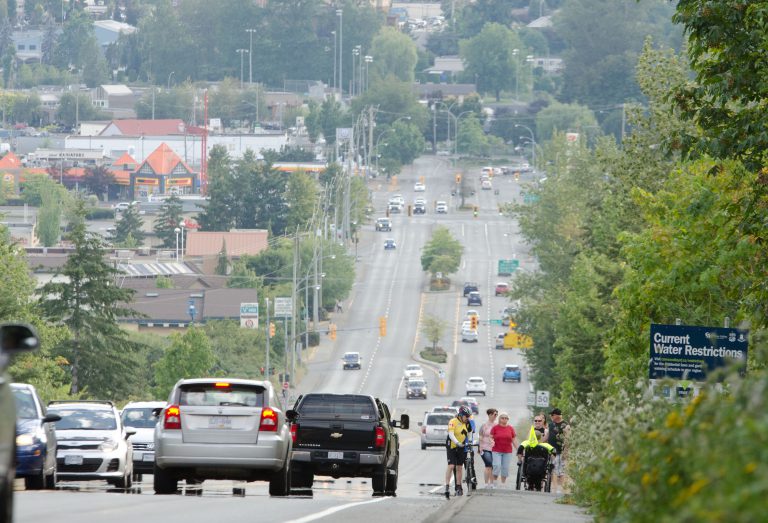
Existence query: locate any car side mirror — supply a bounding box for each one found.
[0,323,39,353]
[125,428,137,438]
[286,409,298,422]
[393,414,409,430]
[42,413,61,424]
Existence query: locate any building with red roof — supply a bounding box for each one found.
[100,119,186,137]
[130,142,197,198]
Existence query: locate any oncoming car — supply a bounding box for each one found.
[342,352,362,370]
[405,379,428,400]
[384,239,397,250]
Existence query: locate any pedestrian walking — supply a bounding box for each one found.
[547,408,570,493]
[335,300,343,313]
[490,412,518,487]
[478,408,497,487]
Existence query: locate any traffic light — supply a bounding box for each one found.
[455,174,462,183]
[470,316,478,330]
[269,322,275,338]
[330,323,337,340]
[379,316,387,337]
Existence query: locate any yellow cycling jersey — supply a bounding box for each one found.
[447,417,469,449]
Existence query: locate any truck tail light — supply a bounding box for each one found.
[374,426,385,448]
[164,405,181,430]
[290,423,298,443]
[422,426,426,434]
[260,408,278,432]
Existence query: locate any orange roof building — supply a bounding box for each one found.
[0,152,22,169]
[131,143,197,197]
[110,152,138,186]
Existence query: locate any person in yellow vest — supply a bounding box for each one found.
[516,426,555,491]
[444,406,472,498]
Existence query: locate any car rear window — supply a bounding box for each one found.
[49,407,117,430]
[298,395,377,420]
[426,414,452,425]
[178,383,265,407]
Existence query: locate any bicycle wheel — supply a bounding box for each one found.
[464,456,473,494]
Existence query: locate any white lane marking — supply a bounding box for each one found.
[285,497,391,523]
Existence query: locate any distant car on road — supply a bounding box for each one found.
[153,378,292,496]
[113,201,139,212]
[406,379,428,399]
[375,218,392,232]
[481,179,493,190]
[414,182,426,192]
[463,282,479,297]
[12,383,59,490]
[403,364,424,379]
[495,282,510,296]
[465,377,487,396]
[342,352,362,370]
[502,365,522,382]
[419,412,452,449]
[430,406,459,415]
[461,328,478,343]
[467,291,482,306]
[384,239,397,250]
[413,203,426,214]
[121,401,165,481]
[452,398,479,415]
[435,201,448,214]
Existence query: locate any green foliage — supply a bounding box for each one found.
[421,314,448,352]
[369,26,418,84]
[318,97,344,146]
[420,227,463,277]
[20,174,66,207]
[534,102,599,143]
[460,23,526,101]
[153,195,183,248]
[377,120,426,173]
[457,114,502,156]
[36,185,61,247]
[203,320,275,379]
[85,207,115,220]
[136,86,194,121]
[57,92,106,128]
[153,327,215,398]
[113,204,145,246]
[284,170,319,232]
[38,200,141,397]
[156,276,174,289]
[227,258,261,289]
[82,166,115,200]
[354,77,428,130]
[215,241,229,276]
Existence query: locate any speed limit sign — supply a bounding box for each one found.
[283,381,289,390]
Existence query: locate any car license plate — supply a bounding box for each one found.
[142,453,155,462]
[208,416,232,429]
[327,451,343,460]
[65,455,83,465]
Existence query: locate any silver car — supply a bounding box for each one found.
[419,412,453,450]
[121,401,165,481]
[153,378,292,496]
[47,401,134,488]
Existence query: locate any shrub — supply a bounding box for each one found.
[569,369,768,522]
[420,347,447,363]
[85,208,115,220]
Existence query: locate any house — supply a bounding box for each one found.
[108,152,138,198]
[423,56,465,83]
[38,93,61,125]
[92,85,137,118]
[100,119,187,137]
[12,29,44,64]
[185,229,269,273]
[130,142,197,198]
[0,152,47,196]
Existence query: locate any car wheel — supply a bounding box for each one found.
[421,442,427,450]
[269,457,291,497]
[385,456,399,496]
[133,472,143,482]
[25,469,45,490]
[115,468,132,489]
[153,463,178,494]
[372,465,387,495]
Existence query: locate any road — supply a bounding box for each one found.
[15,156,543,522]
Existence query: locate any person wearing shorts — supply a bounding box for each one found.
[444,406,472,497]
[478,408,497,487]
[547,408,570,492]
[490,412,517,486]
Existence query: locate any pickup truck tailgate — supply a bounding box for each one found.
[294,419,376,450]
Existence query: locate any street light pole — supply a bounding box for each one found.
[515,123,536,169]
[174,227,180,260]
[331,30,337,92]
[167,71,175,90]
[512,48,519,101]
[236,49,248,89]
[364,55,372,92]
[336,9,343,96]
[246,28,257,85]
[178,220,186,263]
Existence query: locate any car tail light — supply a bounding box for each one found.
[290,423,298,443]
[260,408,278,432]
[421,426,426,434]
[164,405,181,430]
[374,426,386,448]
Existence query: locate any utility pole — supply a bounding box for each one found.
[368,105,375,177]
[337,9,343,95]
[265,297,270,379]
[313,245,319,328]
[247,28,257,85]
[291,229,300,382]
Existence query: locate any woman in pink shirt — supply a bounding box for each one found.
[478,408,497,486]
[490,412,518,487]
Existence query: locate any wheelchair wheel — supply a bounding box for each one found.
[544,464,553,493]
[515,463,522,490]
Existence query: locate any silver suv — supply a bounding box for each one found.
[47,401,135,488]
[153,378,292,496]
[419,412,453,450]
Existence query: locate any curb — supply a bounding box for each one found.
[422,494,470,523]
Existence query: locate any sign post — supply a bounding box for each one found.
[535,390,550,408]
[240,302,259,329]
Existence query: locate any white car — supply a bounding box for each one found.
[481,180,492,190]
[390,194,405,206]
[465,377,487,396]
[113,201,139,212]
[404,364,424,379]
[461,328,478,343]
[461,320,472,331]
[430,406,459,415]
[414,182,426,192]
[121,401,166,481]
[414,197,427,206]
[465,310,480,320]
[435,201,448,214]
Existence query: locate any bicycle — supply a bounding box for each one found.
[463,443,478,494]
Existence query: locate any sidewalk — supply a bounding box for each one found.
[424,487,592,523]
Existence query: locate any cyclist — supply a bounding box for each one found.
[444,405,472,498]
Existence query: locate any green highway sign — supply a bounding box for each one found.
[498,259,520,276]
[490,319,503,325]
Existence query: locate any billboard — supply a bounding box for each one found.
[649,323,748,381]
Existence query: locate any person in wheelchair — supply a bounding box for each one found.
[516,426,556,491]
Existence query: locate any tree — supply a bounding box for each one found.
[460,23,524,101]
[421,315,448,352]
[153,195,183,248]
[36,185,61,247]
[319,97,344,145]
[153,327,214,398]
[284,170,318,232]
[227,258,261,289]
[420,227,463,277]
[535,102,599,143]
[197,145,236,231]
[454,0,519,38]
[82,165,115,201]
[38,200,140,396]
[113,204,145,246]
[57,92,105,128]
[20,173,65,207]
[215,240,228,276]
[369,26,418,84]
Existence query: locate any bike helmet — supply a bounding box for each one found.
[457,406,472,418]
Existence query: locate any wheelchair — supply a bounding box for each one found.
[515,450,554,492]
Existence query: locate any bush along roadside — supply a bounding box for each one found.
[567,369,768,522]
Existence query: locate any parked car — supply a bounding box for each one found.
[288,393,408,495]
[12,384,59,490]
[120,401,165,481]
[481,179,493,190]
[463,282,479,297]
[375,217,392,232]
[465,377,487,396]
[495,282,510,296]
[153,378,292,496]
[406,379,428,399]
[1,323,40,523]
[342,352,362,370]
[403,364,424,379]
[47,400,134,488]
[419,412,453,450]
[467,291,482,306]
[502,365,522,383]
[387,203,402,214]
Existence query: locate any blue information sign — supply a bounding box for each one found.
[649,323,748,381]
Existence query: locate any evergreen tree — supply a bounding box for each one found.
[153,195,183,248]
[197,145,236,231]
[38,200,140,396]
[215,240,228,276]
[41,19,56,65]
[36,185,61,247]
[113,203,145,246]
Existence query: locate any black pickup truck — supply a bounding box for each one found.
[286,393,408,496]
